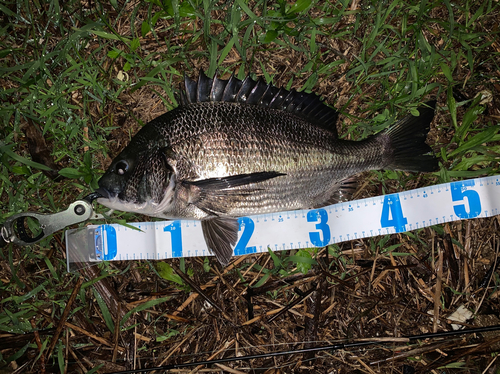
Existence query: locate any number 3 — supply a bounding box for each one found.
[307,209,331,246]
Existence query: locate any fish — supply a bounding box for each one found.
[96,71,438,265]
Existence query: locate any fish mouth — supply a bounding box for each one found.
[92,187,176,219]
[94,187,112,199]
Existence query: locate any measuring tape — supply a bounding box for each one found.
[65,175,500,268]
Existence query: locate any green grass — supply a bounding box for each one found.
[1,0,500,372]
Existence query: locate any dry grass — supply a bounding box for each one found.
[1,0,500,373]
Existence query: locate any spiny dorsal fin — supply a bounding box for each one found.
[178,70,339,137]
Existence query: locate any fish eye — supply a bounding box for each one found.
[115,160,129,175]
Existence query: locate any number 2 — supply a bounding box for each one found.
[234,217,257,255]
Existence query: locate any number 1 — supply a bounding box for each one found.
[163,221,183,257]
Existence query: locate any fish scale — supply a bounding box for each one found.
[96,71,438,265]
[161,104,351,179]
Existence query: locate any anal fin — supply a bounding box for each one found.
[313,176,358,208]
[201,217,239,266]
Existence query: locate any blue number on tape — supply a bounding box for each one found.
[307,209,331,246]
[164,221,183,257]
[95,225,117,260]
[234,217,257,255]
[380,194,408,232]
[451,180,482,218]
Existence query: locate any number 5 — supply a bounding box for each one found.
[450,180,481,218]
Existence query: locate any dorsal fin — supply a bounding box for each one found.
[177,70,339,137]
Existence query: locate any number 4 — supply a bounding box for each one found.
[380,194,408,232]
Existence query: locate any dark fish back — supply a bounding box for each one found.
[177,71,339,137]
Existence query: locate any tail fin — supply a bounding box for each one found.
[383,101,438,172]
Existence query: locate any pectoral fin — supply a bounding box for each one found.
[201,217,239,266]
[187,171,285,191]
[184,171,285,215]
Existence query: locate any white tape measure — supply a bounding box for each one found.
[65,175,500,268]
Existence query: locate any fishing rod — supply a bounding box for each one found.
[107,324,500,374]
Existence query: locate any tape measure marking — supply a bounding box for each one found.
[65,175,500,264]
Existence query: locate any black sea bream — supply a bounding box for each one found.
[96,71,438,265]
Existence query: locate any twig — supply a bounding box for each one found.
[171,263,235,325]
[151,327,200,374]
[112,303,121,363]
[67,345,89,373]
[433,241,444,333]
[214,363,247,374]
[464,220,472,289]
[65,321,124,351]
[303,280,323,363]
[188,339,235,374]
[268,283,317,323]
[475,238,500,316]
[173,256,248,316]
[355,357,377,374]
[481,353,498,374]
[30,319,45,374]
[46,276,84,360]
